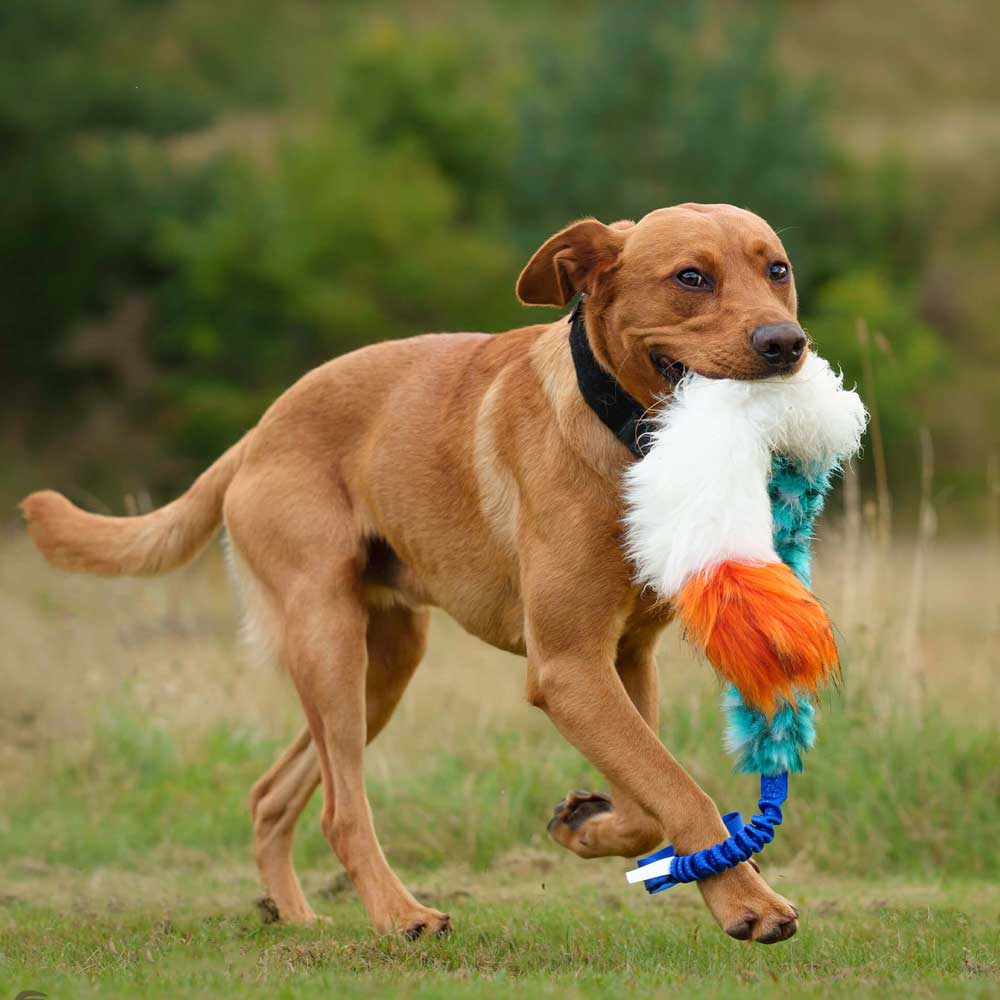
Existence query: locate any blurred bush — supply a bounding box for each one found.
[807,270,946,461]
[0,0,992,509]
[156,131,517,456]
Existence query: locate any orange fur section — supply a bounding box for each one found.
[677,560,839,715]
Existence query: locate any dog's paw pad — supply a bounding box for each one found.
[548,790,613,833]
[404,921,427,941]
[402,912,451,941]
[725,913,757,940]
[755,915,798,945]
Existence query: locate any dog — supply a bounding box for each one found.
[22,203,809,944]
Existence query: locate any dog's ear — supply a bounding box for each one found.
[516,218,626,307]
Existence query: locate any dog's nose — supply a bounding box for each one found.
[751,323,807,368]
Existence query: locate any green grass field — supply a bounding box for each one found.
[1,529,997,997]
[3,876,997,998]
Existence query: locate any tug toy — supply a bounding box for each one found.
[621,352,866,892]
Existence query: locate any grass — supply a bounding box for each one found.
[1,519,998,996]
[2,703,997,879]
[1,877,997,998]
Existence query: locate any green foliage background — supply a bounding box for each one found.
[2,0,996,513]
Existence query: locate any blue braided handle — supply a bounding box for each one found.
[629,772,788,893]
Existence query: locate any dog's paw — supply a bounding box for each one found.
[547,790,665,859]
[403,913,452,941]
[698,862,799,945]
[548,790,613,835]
[255,894,326,924]
[384,908,451,941]
[547,790,615,857]
[255,895,281,924]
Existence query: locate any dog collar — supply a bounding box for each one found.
[568,296,654,459]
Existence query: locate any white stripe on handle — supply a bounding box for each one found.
[625,856,675,884]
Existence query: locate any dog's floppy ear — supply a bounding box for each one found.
[516,218,626,307]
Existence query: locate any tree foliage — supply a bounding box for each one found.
[0,0,959,495]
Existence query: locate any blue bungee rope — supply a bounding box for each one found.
[626,456,835,893]
[626,773,787,892]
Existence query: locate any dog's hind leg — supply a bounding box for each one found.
[363,603,431,741]
[251,728,322,921]
[226,460,447,939]
[249,603,431,924]
[284,583,448,938]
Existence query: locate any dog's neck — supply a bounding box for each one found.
[568,296,654,459]
[528,316,633,482]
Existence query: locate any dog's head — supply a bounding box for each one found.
[517,204,806,403]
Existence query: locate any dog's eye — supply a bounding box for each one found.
[768,261,790,282]
[675,268,711,289]
[676,268,709,289]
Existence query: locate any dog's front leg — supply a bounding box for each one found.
[547,621,668,859]
[522,549,798,944]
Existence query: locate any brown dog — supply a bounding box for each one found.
[22,204,807,944]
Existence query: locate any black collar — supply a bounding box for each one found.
[568,296,654,459]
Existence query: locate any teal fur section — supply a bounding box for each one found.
[724,684,817,774]
[767,455,833,588]
[723,455,838,775]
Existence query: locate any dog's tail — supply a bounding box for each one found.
[20,435,250,577]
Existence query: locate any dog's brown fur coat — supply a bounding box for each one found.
[22,204,804,944]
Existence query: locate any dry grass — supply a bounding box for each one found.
[777,0,1000,162]
[1,500,995,794]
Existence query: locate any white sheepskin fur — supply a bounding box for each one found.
[622,351,867,597]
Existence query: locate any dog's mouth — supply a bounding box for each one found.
[650,353,690,386]
[651,351,800,385]
[650,353,731,385]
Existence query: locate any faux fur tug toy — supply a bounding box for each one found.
[623,352,866,892]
